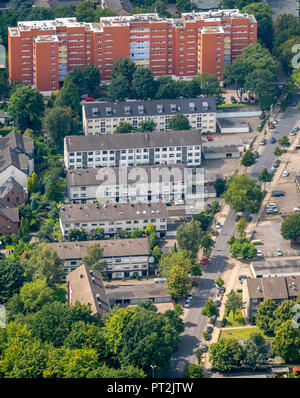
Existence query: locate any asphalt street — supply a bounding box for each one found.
[164,103,300,378]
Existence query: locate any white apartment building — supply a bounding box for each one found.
[66,164,204,204]
[50,238,154,280]
[82,97,216,135]
[64,130,202,170]
[59,201,168,237]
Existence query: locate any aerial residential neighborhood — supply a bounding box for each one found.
[1,0,300,383]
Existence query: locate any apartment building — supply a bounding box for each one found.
[50,238,153,280]
[64,130,202,170]
[66,164,203,204]
[244,276,300,320]
[82,97,216,135]
[8,10,257,92]
[59,201,168,236]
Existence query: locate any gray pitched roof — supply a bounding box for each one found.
[83,97,216,120]
[49,238,150,260]
[65,130,202,152]
[0,198,19,223]
[0,131,33,174]
[103,0,132,14]
[0,177,25,198]
[60,201,168,224]
[66,264,111,317]
[246,277,289,300]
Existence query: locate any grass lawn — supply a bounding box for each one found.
[5,245,14,250]
[224,310,246,327]
[220,326,274,341]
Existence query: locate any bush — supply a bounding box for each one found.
[221,318,228,327]
[184,364,204,378]
[235,215,241,222]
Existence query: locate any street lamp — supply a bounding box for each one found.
[150,364,157,378]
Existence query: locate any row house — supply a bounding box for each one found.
[59,201,168,237]
[82,97,216,135]
[64,130,202,170]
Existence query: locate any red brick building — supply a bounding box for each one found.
[8,10,257,93]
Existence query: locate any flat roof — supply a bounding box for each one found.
[202,145,240,154]
[217,118,249,129]
[251,260,300,277]
[104,282,171,300]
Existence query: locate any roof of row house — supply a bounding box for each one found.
[65,130,202,152]
[83,97,216,120]
[246,276,300,300]
[67,164,186,187]
[0,131,33,174]
[66,264,111,317]
[0,198,19,223]
[49,238,150,259]
[0,177,25,198]
[60,201,168,223]
[102,0,132,14]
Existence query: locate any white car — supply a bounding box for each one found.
[174,199,185,206]
[267,203,277,208]
[184,300,191,308]
[294,207,300,213]
[282,170,289,177]
[277,249,283,256]
[257,250,263,258]
[216,222,222,229]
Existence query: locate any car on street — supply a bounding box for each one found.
[269,123,274,129]
[290,130,297,136]
[174,199,184,205]
[84,97,95,102]
[291,127,299,136]
[270,137,276,144]
[267,203,277,208]
[200,344,208,352]
[206,326,213,334]
[242,97,248,103]
[277,249,283,256]
[256,250,263,258]
[187,293,193,300]
[294,145,300,150]
[215,300,221,307]
[271,166,276,173]
[204,334,212,341]
[154,278,166,283]
[282,170,289,177]
[248,95,255,103]
[215,222,222,229]
[218,286,226,294]
[231,96,237,103]
[184,300,190,308]
[294,207,300,213]
[271,191,285,197]
[209,315,217,324]
[200,257,209,265]
[266,208,278,214]
[273,162,279,168]
[273,120,279,126]
[291,99,297,107]
[207,135,213,141]
[260,139,266,146]
[253,151,259,159]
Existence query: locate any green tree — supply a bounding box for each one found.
[273,300,296,332]
[236,217,247,236]
[19,279,55,314]
[74,0,97,21]
[184,364,204,378]
[258,168,273,190]
[176,220,203,257]
[138,119,156,132]
[43,106,75,150]
[243,333,271,370]
[241,150,255,169]
[111,57,136,85]
[107,74,131,102]
[66,228,87,242]
[25,244,64,287]
[281,214,300,241]
[219,0,261,8]
[224,173,263,213]
[45,181,64,203]
[278,135,290,147]
[115,121,134,134]
[130,229,143,238]
[54,75,81,115]
[83,63,100,95]
[132,67,156,100]
[145,223,156,236]
[175,0,197,12]
[202,299,219,317]
[214,178,227,198]
[197,73,223,97]
[26,172,39,195]
[158,250,195,279]
[166,264,190,299]
[26,7,54,20]
[200,233,215,254]
[229,236,257,259]
[209,338,245,371]
[272,320,300,363]
[82,243,107,275]
[256,298,276,335]
[193,212,213,230]
[7,85,44,132]
[156,76,177,99]
[151,245,162,263]
[215,277,224,287]
[0,259,24,303]
[225,290,245,317]
[168,113,191,131]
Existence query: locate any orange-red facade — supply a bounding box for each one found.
[8,11,257,93]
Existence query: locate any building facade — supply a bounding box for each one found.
[50,238,154,280]
[82,98,216,135]
[59,201,168,236]
[64,130,202,170]
[8,10,257,93]
[66,164,204,204]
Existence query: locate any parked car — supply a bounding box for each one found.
[271,166,276,173]
[231,96,237,104]
[294,145,300,150]
[215,222,222,229]
[291,99,297,107]
[294,207,300,213]
[200,344,208,352]
[200,257,209,265]
[253,151,259,159]
[266,207,278,214]
[248,95,255,103]
[270,137,276,144]
[267,203,277,208]
[207,135,213,141]
[154,278,166,283]
[260,139,266,146]
[218,286,226,294]
[242,97,248,103]
[204,334,212,341]
[206,326,213,334]
[277,249,283,256]
[187,293,193,300]
[256,250,263,258]
[269,123,275,129]
[271,191,285,197]
[282,170,289,177]
[84,97,95,102]
[273,120,279,126]
[215,300,221,307]
[174,199,184,205]
[273,162,279,168]
[184,300,191,308]
[209,315,217,324]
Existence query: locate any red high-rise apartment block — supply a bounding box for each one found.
[8,10,257,94]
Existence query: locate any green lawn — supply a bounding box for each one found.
[220,326,274,340]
